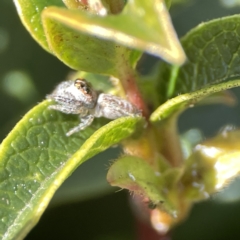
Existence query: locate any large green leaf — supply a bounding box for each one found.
[42,13,140,76]
[14,0,185,75]
[151,15,240,122]
[42,0,186,70]
[0,100,142,240]
[13,0,65,52]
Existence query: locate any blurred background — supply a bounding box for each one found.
[1,0,240,239]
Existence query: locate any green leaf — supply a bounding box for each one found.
[13,0,65,52]
[159,15,240,99]
[151,15,240,122]
[181,128,240,201]
[42,0,186,68]
[0,100,142,240]
[107,155,177,215]
[42,10,141,76]
[150,79,240,122]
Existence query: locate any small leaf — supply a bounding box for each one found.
[107,155,176,215]
[0,101,142,239]
[13,0,65,52]
[181,128,240,200]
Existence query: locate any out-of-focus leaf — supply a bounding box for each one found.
[2,70,39,104]
[0,100,142,240]
[13,0,65,52]
[180,129,204,159]
[165,0,172,9]
[181,128,240,200]
[42,0,186,68]
[220,0,240,8]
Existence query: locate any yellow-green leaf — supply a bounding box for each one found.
[107,155,177,215]
[42,12,140,75]
[42,0,186,66]
[13,0,65,52]
[150,79,240,122]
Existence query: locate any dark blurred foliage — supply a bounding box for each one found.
[2,0,240,239]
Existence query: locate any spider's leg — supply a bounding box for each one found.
[66,115,94,136]
[48,104,80,114]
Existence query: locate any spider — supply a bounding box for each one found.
[47,78,142,136]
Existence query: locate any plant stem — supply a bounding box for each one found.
[120,65,183,166]
[120,69,150,118]
[167,65,180,99]
[157,113,183,167]
[120,65,182,239]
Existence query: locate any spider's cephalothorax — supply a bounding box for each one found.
[47,78,142,136]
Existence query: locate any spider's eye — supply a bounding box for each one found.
[74,78,91,94]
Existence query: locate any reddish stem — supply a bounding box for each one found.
[120,66,180,240]
[121,71,149,118]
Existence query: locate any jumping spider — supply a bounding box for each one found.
[47,78,142,136]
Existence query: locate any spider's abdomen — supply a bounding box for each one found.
[95,93,142,119]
